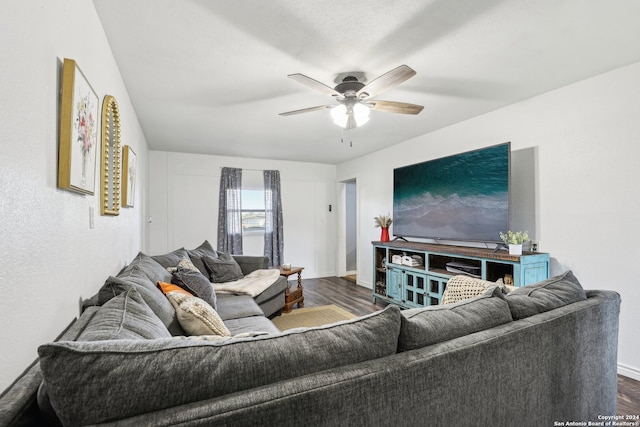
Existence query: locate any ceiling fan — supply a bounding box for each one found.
[279,65,424,129]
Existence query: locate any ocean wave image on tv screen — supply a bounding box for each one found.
[393,143,509,242]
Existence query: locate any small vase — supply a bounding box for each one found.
[380,227,390,242]
[509,244,522,255]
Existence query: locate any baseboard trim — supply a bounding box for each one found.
[618,363,640,381]
[359,280,372,289]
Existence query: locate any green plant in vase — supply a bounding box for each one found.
[500,230,529,255]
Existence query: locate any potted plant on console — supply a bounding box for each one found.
[374,214,393,242]
[500,230,529,255]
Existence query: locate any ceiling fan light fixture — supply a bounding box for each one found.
[331,102,370,129]
[353,102,370,126]
[330,104,348,127]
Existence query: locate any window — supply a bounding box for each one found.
[241,189,265,234]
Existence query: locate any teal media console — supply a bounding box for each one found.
[372,241,549,309]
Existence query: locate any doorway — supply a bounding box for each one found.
[343,179,357,282]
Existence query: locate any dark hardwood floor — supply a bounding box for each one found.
[301,276,387,316]
[300,276,640,416]
[618,375,640,416]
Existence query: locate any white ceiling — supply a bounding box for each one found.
[93,0,640,165]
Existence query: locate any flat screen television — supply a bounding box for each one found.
[393,142,510,243]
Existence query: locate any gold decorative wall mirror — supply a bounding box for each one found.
[100,95,121,215]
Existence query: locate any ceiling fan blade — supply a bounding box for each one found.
[357,65,417,98]
[279,105,333,116]
[367,100,424,115]
[288,74,343,98]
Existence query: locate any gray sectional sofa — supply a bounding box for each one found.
[0,247,621,427]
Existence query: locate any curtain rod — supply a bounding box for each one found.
[219,167,275,172]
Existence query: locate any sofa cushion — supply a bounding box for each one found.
[36,289,172,423]
[171,266,217,309]
[78,288,171,341]
[504,270,587,320]
[151,247,189,269]
[253,275,288,305]
[398,286,513,352]
[223,315,281,335]
[37,305,401,426]
[441,275,501,304]
[186,240,218,276]
[203,252,244,283]
[166,292,230,337]
[215,294,265,320]
[99,272,184,336]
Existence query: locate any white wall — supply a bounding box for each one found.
[337,61,640,379]
[0,1,148,391]
[147,152,337,278]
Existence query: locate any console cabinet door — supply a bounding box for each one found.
[521,262,550,285]
[404,271,427,307]
[427,276,448,305]
[386,266,403,300]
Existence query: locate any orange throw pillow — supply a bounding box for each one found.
[157,281,193,297]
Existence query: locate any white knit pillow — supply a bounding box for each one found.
[441,275,501,305]
[166,292,230,337]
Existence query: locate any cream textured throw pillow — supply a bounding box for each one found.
[167,256,200,273]
[441,275,504,305]
[166,291,231,337]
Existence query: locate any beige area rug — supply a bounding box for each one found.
[272,305,357,331]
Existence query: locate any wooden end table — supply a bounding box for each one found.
[278,266,304,313]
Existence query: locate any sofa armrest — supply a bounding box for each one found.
[232,255,269,275]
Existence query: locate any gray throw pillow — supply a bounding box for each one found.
[125,252,173,284]
[398,286,513,351]
[79,288,171,341]
[504,270,587,320]
[186,240,218,276]
[99,270,184,336]
[97,252,185,335]
[203,252,244,283]
[151,247,189,269]
[171,266,217,310]
[38,305,401,426]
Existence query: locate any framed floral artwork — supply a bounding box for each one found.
[58,58,99,195]
[121,145,136,207]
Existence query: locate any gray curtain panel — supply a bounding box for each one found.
[263,170,284,266]
[217,167,243,254]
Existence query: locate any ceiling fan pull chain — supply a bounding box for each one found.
[338,128,353,147]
